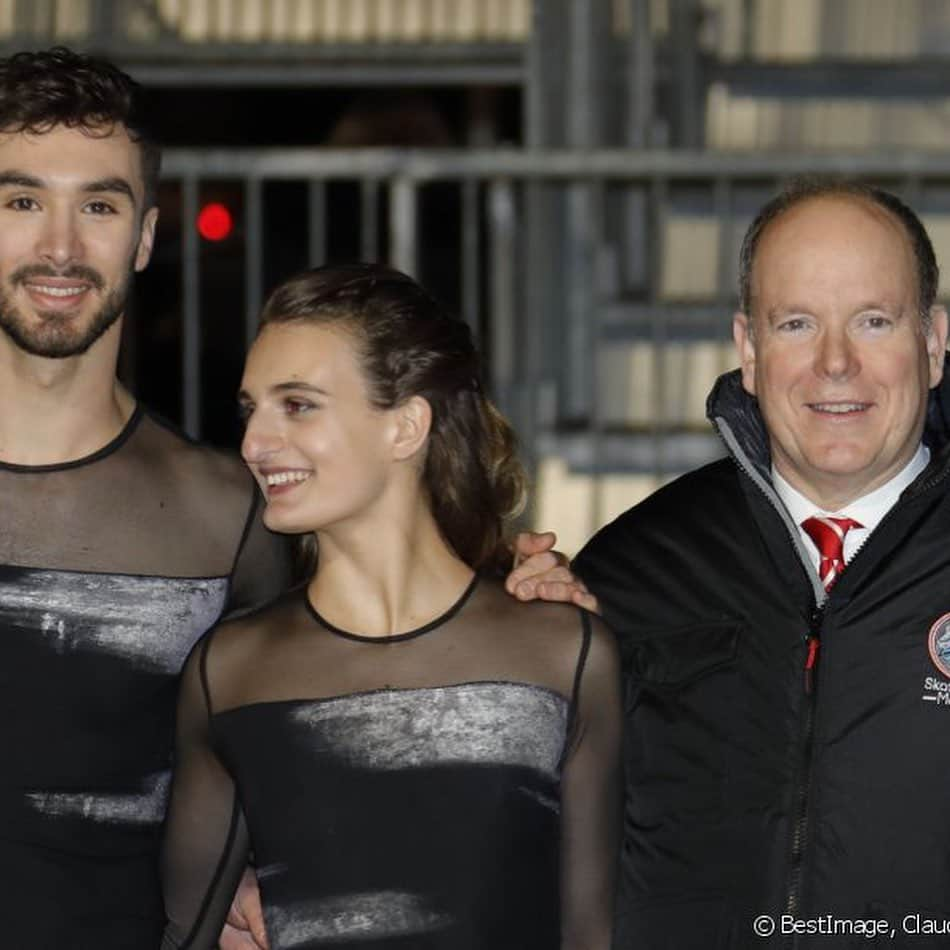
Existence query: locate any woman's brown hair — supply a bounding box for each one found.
[258,262,526,574]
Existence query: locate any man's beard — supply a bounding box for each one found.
[0,263,132,359]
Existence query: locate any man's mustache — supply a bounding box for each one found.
[10,264,105,291]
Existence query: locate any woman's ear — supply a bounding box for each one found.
[392,395,432,461]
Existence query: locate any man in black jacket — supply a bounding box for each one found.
[510,179,950,947]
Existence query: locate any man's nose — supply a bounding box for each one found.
[36,208,83,267]
[814,328,859,380]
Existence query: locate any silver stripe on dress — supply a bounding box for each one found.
[288,681,568,777]
[265,890,451,946]
[0,570,227,672]
[24,770,171,825]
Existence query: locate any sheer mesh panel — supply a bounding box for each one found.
[0,408,286,579]
[162,578,622,950]
[1,406,294,949]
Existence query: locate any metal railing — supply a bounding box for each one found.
[156,147,950,475]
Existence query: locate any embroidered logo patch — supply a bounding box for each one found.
[928,613,950,680]
[922,614,950,707]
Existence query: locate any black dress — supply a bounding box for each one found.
[162,576,622,949]
[0,407,291,949]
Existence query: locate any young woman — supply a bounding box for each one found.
[161,263,621,949]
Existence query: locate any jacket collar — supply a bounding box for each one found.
[706,365,950,489]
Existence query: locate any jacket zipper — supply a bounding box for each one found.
[784,606,822,947]
[713,433,828,938]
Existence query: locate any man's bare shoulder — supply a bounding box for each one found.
[137,409,248,484]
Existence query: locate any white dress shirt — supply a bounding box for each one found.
[773,443,931,575]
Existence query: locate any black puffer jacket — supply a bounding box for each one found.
[574,369,950,950]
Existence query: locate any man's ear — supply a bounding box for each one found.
[926,304,949,388]
[733,311,757,396]
[134,206,159,272]
[392,395,432,461]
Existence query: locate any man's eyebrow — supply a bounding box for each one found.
[82,177,135,202]
[0,171,43,189]
[765,305,811,321]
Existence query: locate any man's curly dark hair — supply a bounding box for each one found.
[0,46,161,207]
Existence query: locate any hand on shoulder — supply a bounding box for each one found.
[505,531,600,614]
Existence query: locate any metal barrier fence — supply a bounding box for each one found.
[156,147,950,537]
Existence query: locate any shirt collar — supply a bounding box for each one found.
[772,443,931,534]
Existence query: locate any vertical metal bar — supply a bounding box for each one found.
[488,179,517,415]
[524,0,571,500]
[714,176,733,320]
[87,0,113,47]
[562,0,610,421]
[181,175,201,439]
[620,185,649,292]
[389,176,418,277]
[360,178,379,262]
[564,0,588,147]
[524,0,568,148]
[308,179,327,266]
[564,181,597,418]
[649,177,669,479]
[621,0,653,292]
[567,0,611,148]
[244,177,263,348]
[741,0,755,57]
[564,0,610,530]
[646,176,665,318]
[670,0,703,147]
[587,180,608,531]
[461,178,481,338]
[626,0,654,147]
[522,180,557,500]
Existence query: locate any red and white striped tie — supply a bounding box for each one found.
[800,516,863,591]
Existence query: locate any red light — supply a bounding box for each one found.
[197,202,233,241]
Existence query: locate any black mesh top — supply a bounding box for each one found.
[0,406,293,949]
[161,576,622,949]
